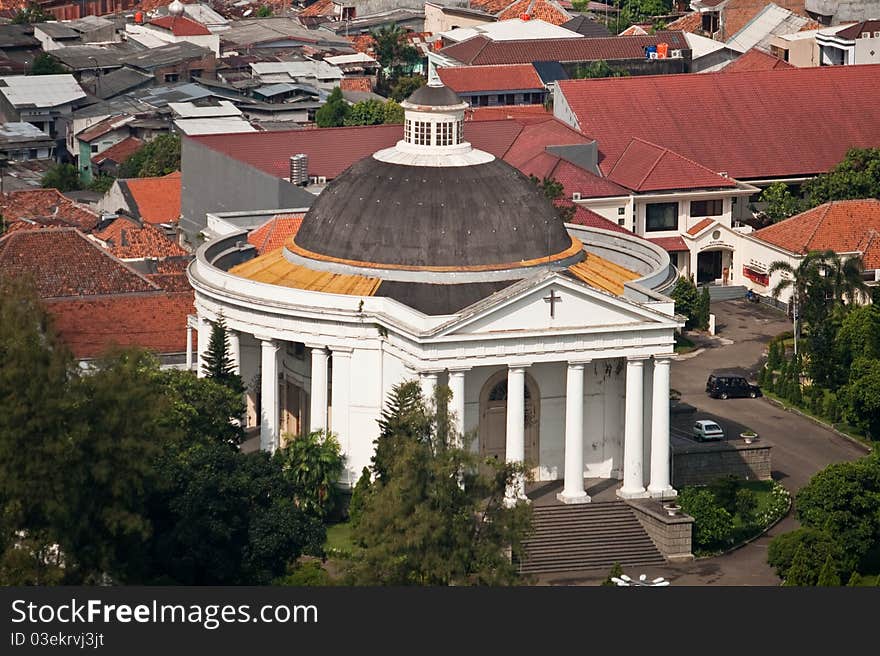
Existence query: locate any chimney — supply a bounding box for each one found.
[289,153,308,186]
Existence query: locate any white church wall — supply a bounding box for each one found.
[530,361,565,482]
[642,359,654,488]
[341,346,386,486]
[584,358,624,479]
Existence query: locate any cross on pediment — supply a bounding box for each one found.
[543,288,562,319]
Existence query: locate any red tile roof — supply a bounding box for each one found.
[339,77,372,92]
[648,236,689,252]
[687,217,715,236]
[836,20,880,40]
[94,218,189,259]
[0,228,159,299]
[720,1,807,40]
[120,171,182,225]
[248,213,305,254]
[568,203,632,235]
[753,199,880,269]
[466,104,551,121]
[78,115,133,143]
[347,35,375,55]
[606,137,736,192]
[498,0,571,25]
[557,65,880,180]
[45,291,194,359]
[150,15,211,36]
[470,0,520,13]
[518,152,629,198]
[0,189,99,232]
[666,12,702,32]
[724,47,794,72]
[440,31,689,65]
[438,64,544,93]
[299,0,334,17]
[92,136,144,166]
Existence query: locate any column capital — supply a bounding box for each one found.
[447,367,471,374]
[627,355,651,363]
[254,334,277,344]
[507,362,532,371]
[330,346,353,356]
[567,360,590,369]
[305,343,327,351]
[653,354,674,366]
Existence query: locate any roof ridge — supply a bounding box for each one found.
[803,201,833,251]
[70,229,162,291]
[636,143,667,190]
[630,135,730,181]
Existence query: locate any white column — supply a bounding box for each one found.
[505,365,528,504]
[309,347,328,433]
[558,362,590,504]
[331,348,352,481]
[618,357,648,499]
[196,316,210,378]
[648,356,676,499]
[227,329,241,376]
[185,324,193,371]
[419,371,439,404]
[259,337,280,453]
[448,369,467,443]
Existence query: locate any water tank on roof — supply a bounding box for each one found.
[290,154,309,186]
[657,43,669,59]
[520,13,531,20]
[134,10,143,23]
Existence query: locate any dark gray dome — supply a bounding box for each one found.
[406,84,464,107]
[292,157,574,269]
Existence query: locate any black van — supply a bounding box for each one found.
[706,373,762,400]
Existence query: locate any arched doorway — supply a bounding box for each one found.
[697,247,733,285]
[478,370,540,476]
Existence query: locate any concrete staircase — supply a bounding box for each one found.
[518,502,665,575]
[706,284,747,302]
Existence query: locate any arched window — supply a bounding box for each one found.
[488,380,532,402]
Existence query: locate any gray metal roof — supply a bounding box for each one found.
[220,17,351,48]
[49,42,144,70]
[0,25,39,49]
[93,67,153,100]
[35,23,81,40]
[0,121,52,145]
[0,74,86,108]
[121,41,213,71]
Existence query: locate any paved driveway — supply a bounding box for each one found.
[543,300,869,586]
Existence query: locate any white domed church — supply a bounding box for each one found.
[187,83,683,504]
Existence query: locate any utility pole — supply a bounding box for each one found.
[792,293,798,356]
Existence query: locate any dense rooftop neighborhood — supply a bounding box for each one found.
[1,0,880,591]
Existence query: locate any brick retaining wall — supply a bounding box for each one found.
[627,499,694,562]
[672,441,772,487]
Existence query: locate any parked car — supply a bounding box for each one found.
[693,419,724,442]
[706,373,762,400]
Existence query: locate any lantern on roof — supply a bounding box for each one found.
[168,0,185,17]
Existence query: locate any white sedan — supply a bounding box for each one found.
[693,420,724,442]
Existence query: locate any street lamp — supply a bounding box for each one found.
[611,573,670,586]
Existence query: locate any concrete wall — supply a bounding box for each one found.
[672,441,772,487]
[179,137,315,243]
[628,499,694,561]
[424,3,489,34]
[807,0,879,23]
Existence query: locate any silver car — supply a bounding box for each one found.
[693,420,724,442]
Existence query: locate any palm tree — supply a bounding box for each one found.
[768,251,829,354]
[278,430,344,519]
[820,250,868,305]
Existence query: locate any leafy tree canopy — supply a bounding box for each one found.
[12,3,51,23]
[30,53,66,76]
[41,163,81,192]
[803,147,880,207]
[118,134,180,178]
[757,181,803,224]
[315,87,350,128]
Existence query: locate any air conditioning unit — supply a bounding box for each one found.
[572,192,581,201]
[671,49,683,58]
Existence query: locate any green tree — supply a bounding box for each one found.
[784,544,814,586]
[371,25,421,78]
[601,562,624,586]
[343,99,387,126]
[816,554,841,586]
[697,285,711,330]
[118,134,180,178]
[88,174,115,194]
[389,75,425,102]
[382,100,404,124]
[41,163,81,192]
[12,3,51,23]
[277,431,345,520]
[201,315,244,395]
[767,526,842,582]
[347,466,372,528]
[794,456,880,573]
[836,305,880,368]
[802,147,880,207]
[757,181,803,223]
[669,276,701,329]
[30,53,65,76]
[571,60,629,79]
[530,175,575,222]
[847,572,863,586]
[350,381,532,585]
[255,5,273,16]
[841,358,880,438]
[315,87,351,128]
[678,488,734,550]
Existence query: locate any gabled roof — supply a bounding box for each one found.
[93,218,188,259]
[149,15,211,37]
[648,236,689,252]
[45,291,194,359]
[439,31,689,65]
[557,65,880,180]
[568,204,632,235]
[605,138,736,192]
[835,20,880,40]
[0,188,99,232]
[0,74,85,108]
[562,14,611,37]
[518,152,629,198]
[0,228,159,298]
[248,213,305,254]
[498,0,571,25]
[118,172,182,225]
[437,64,544,93]
[687,218,716,236]
[339,77,372,93]
[92,136,144,166]
[753,199,880,269]
[77,114,134,143]
[724,47,794,71]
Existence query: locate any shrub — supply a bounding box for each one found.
[347,466,372,529]
[816,554,841,586]
[678,488,734,550]
[274,560,335,586]
[708,475,739,514]
[767,527,841,582]
[735,488,759,523]
[601,562,623,586]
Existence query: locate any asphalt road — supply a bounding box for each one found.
[545,299,869,586]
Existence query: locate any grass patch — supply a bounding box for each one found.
[324,522,353,556]
[762,389,872,447]
[729,480,786,544]
[674,332,697,354]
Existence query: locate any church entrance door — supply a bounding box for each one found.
[479,370,540,477]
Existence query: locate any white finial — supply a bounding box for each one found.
[168,0,185,16]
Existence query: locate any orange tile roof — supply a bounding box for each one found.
[120,171,182,225]
[666,12,701,32]
[45,291,194,359]
[0,228,159,298]
[648,236,689,252]
[498,0,571,25]
[92,136,144,166]
[721,1,807,41]
[687,217,715,235]
[339,77,373,93]
[300,0,334,17]
[470,0,519,13]
[347,35,375,55]
[724,47,794,72]
[753,200,880,269]
[94,218,189,259]
[466,104,551,121]
[438,64,544,93]
[0,189,99,232]
[619,24,650,35]
[150,15,211,36]
[248,213,305,254]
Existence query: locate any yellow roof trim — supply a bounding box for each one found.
[568,253,639,296]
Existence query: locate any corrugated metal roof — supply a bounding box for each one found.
[174,117,257,135]
[0,74,86,108]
